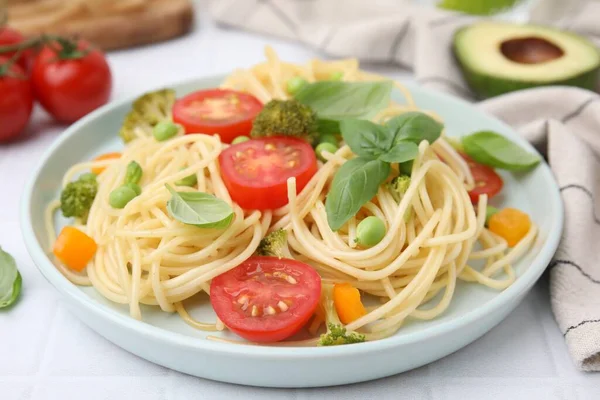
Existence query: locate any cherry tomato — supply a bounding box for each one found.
[461,153,503,203]
[0,27,32,70]
[31,39,112,123]
[210,256,322,343]
[0,57,33,142]
[172,89,263,143]
[219,137,318,210]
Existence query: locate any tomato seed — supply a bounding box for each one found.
[266,306,277,315]
[278,301,289,311]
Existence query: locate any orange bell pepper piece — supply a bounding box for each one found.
[488,207,531,247]
[53,227,97,272]
[333,283,367,324]
[91,152,121,175]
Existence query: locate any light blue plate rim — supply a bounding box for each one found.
[20,75,564,359]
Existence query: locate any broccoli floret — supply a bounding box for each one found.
[250,99,318,143]
[387,175,411,203]
[318,323,366,346]
[60,173,98,223]
[316,284,366,346]
[78,172,97,183]
[256,229,293,259]
[387,175,412,222]
[119,89,176,143]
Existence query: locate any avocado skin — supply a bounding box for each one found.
[453,27,600,99]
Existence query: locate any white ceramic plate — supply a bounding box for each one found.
[21,76,563,388]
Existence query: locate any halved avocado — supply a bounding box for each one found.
[453,22,600,98]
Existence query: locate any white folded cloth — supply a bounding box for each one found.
[209,0,600,371]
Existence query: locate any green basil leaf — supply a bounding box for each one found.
[386,112,443,146]
[462,131,541,171]
[0,247,21,309]
[295,81,393,120]
[340,119,392,158]
[125,161,143,185]
[378,141,419,163]
[326,158,391,231]
[399,160,414,176]
[317,118,340,135]
[166,185,234,228]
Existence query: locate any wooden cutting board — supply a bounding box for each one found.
[4,0,194,51]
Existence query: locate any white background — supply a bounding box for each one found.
[1,4,599,399]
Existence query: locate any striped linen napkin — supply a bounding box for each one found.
[209,0,600,371]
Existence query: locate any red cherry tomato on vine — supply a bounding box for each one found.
[0,27,32,70]
[31,39,112,123]
[0,57,33,142]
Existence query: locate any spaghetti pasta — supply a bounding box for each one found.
[46,47,537,345]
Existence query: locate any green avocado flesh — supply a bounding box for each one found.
[453,22,600,98]
[439,0,521,15]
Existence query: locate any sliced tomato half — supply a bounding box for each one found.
[172,88,262,143]
[210,256,322,343]
[219,136,317,210]
[461,153,504,203]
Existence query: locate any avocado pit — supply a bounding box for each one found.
[500,37,564,64]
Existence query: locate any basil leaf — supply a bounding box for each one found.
[386,112,443,146]
[462,131,540,171]
[0,247,21,309]
[399,160,414,176]
[317,118,340,135]
[378,141,419,163]
[340,119,392,158]
[295,81,393,120]
[326,158,391,231]
[166,185,234,228]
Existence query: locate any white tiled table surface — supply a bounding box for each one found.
[1,6,599,400]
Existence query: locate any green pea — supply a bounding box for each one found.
[356,216,386,247]
[124,182,142,196]
[125,161,143,184]
[286,76,307,95]
[315,142,338,162]
[153,121,178,141]
[485,205,499,226]
[330,71,344,81]
[175,173,198,187]
[318,133,338,146]
[109,186,137,209]
[232,136,250,145]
